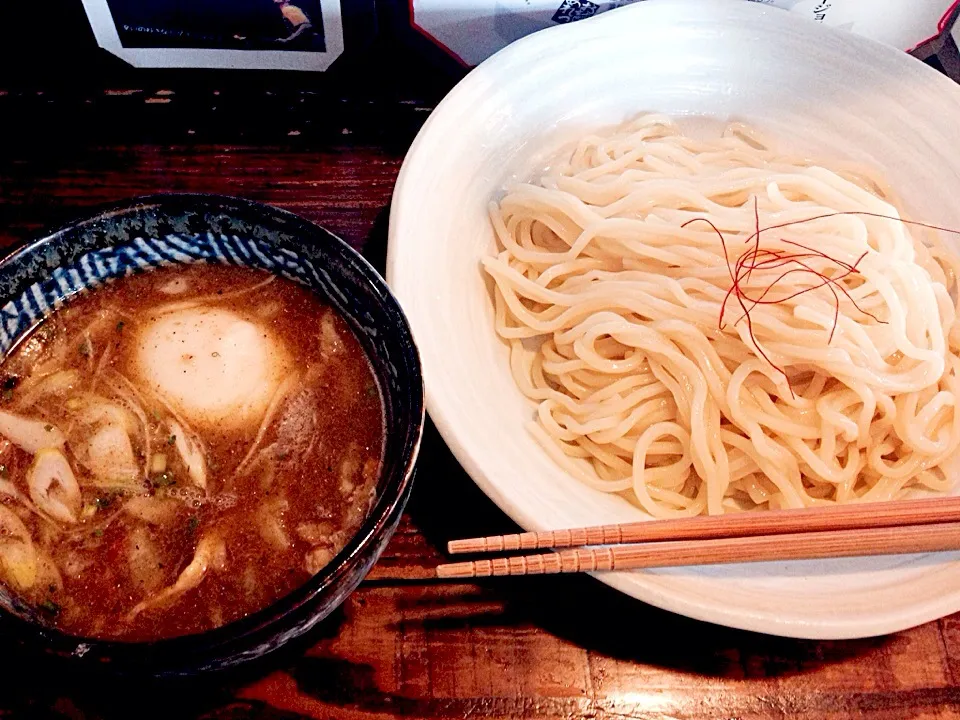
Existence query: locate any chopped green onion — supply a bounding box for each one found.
[94,491,123,509]
[150,472,176,488]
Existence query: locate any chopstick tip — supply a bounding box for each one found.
[436,562,475,579]
[447,538,481,554]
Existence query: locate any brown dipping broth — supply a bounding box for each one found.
[0,264,384,641]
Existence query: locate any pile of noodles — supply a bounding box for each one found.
[482,114,960,517]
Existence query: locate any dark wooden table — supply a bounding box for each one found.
[4,76,960,720]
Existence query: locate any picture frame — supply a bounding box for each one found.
[80,0,345,71]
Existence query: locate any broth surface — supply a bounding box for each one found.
[0,264,383,641]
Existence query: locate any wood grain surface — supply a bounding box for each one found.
[2,84,960,720]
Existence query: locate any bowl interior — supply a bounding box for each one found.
[0,194,423,673]
[388,0,960,638]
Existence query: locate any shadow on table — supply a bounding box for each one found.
[0,610,349,719]
[406,421,892,680]
[359,203,390,276]
[354,205,892,683]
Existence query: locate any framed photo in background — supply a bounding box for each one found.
[80,0,344,71]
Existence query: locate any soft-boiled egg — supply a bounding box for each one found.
[132,307,291,430]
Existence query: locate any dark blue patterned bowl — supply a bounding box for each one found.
[0,194,423,677]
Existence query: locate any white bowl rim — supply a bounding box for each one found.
[388,0,960,639]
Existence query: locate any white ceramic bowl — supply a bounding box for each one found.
[387,0,960,639]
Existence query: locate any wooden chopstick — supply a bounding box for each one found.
[447,495,960,554]
[436,521,960,579]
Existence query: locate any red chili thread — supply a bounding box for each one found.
[678,207,957,387]
[745,196,762,284]
[680,215,786,379]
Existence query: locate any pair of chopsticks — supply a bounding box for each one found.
[435,495,960,579]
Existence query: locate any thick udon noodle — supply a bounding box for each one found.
[483,114,960,517]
